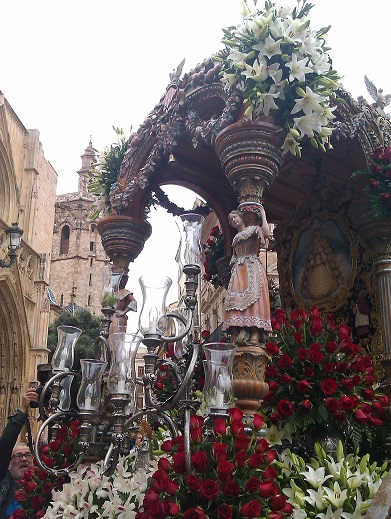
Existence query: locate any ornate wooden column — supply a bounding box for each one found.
[214,119,284,415]
[97,215,152,271]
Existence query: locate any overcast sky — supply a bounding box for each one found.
[2,0,391,314]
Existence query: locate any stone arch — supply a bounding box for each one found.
[0,139,18,222]
[0,279,28,424]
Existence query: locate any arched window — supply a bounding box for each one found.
[91,224,96,232]
[60,225,70,254]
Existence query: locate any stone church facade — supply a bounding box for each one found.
[0,93,57,431]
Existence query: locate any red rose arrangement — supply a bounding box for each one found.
[352,145,391,216]
[203,226,224,289]
[10,419,81,519]
[262,308,389,449]
[137,408,293,519]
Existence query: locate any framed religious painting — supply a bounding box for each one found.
[287,212,359,312]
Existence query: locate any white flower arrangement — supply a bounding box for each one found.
[43,452,157,519]
[215,0,341,156]
[277,441,387,519]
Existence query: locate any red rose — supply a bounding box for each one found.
[224,480,240,498]
[191,451,208,473]
[62,443,74,458]
[263,465,278,481]
[304,367,314,378]
[184,508,205,519]
[229,408,244,422]
[230,420,245,435]
[270,494,289,511]
[49,440,61,452]
[213,442,228,461]
[247,453,263,469]
[266,366,280,379]
[191,427,203,443]
[259,481,279,498]
[23,480,36,493]
[323,362,334,373]
[320,378,338,395]
[172,452,186,474]
[364,374,375,385]
[161,440,173,452]
[354,408,368,424]
[277,399,295,417]
[256,438,270,453]
[186,474,202,491]
[34,511,46,518]
[213,418,227,436]
[42,482,53,494]
[339,395,355,410]
[299,400,313,411]
[30,495,44,510]
[375,394,390,407]
[339,324,351,338]
[143,489,160,508]
[235,434,250,451]
[163,501,179,516]
[201,330,211,339]
[11,509,26,519]
[252,413,264,429]
[265,342,280,356]
[199,479,220,500]
[240,500,262,518]
[263,449,278,464]
[217,504,233,519]
[336,362,348,373]
[297,380,310,394]
[297,348,309,360]
[293,332,303,344]
[234,450,248,468]
[326,341,338,353]
[278,354,293,369]
[217,460,235,481]
[279,374,292,384]
[158,457,170,472]
[325,397,339,411]
[270,412,281,424]
[310,316,323,335]
[14,490,27,502]
[271,319,281,331]
[154,381,163,390]
[334,410,347,423]
[245,476,261,493]
[268,381,279,392]
[310,350,324,363]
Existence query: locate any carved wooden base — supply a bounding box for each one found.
[232,345,269,416]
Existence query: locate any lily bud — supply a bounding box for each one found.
[258,24,269,40]
[340,465,348,486]
[310,137,318,149]
[336,440,344,462]
[295,86,306,97]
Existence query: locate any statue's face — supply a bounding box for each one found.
[230,213,243,228]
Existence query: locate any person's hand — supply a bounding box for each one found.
[20,388,39,412]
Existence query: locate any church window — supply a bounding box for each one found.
[90,258,93,267]
[87,295,91,306]
[91,224,96,232]
[89,273,92,286]
[60,225,70,254]
[90,241,95,252]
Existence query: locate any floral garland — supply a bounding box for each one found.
[352,145,391,217]
[262,308,389,449]
[203,225,224,289]
[136,408,293,519]
[215,0,341,157]
[279,441,387,518]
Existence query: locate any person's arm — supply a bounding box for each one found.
[0,389,38,479]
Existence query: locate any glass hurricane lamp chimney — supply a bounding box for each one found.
[107,332,142,395]
[77,359,107,411]
[138,275,172,337]
[51,325,82,373]
[177,213,205,270]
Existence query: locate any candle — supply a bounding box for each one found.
[117,379,126,393]
[84,396,92,410]
[148,320,157,334]
[215,392,224,408]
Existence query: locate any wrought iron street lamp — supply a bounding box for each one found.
[0,222,23,268]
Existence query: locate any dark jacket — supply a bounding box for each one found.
[0,410,28,519]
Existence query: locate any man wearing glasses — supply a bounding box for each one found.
[0,388,39,519]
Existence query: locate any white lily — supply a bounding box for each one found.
[316,506,344,519]
[281,133,301,156]
[221,73,240,89]
[257,56,283,83]
[266,424,285,445]
[311,51,332,74]
[291,86,327,115]
[293,114,322,137]
[341,489,372,518]
[300,465,334,489]
[253,35,282,58]
[228,49,249,64]
[326,457,345,480]
[242,59,266,82]
[323,481,349,508]
[346,470,368,490]
[286,53,313,82]
[258,91,280,115]
[305,486,328,511]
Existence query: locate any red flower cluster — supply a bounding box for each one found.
[263,308,389,448]
[353,146,391,216]
[203,226,224,288]
[137,409,293,519]
[10,419,81,519]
